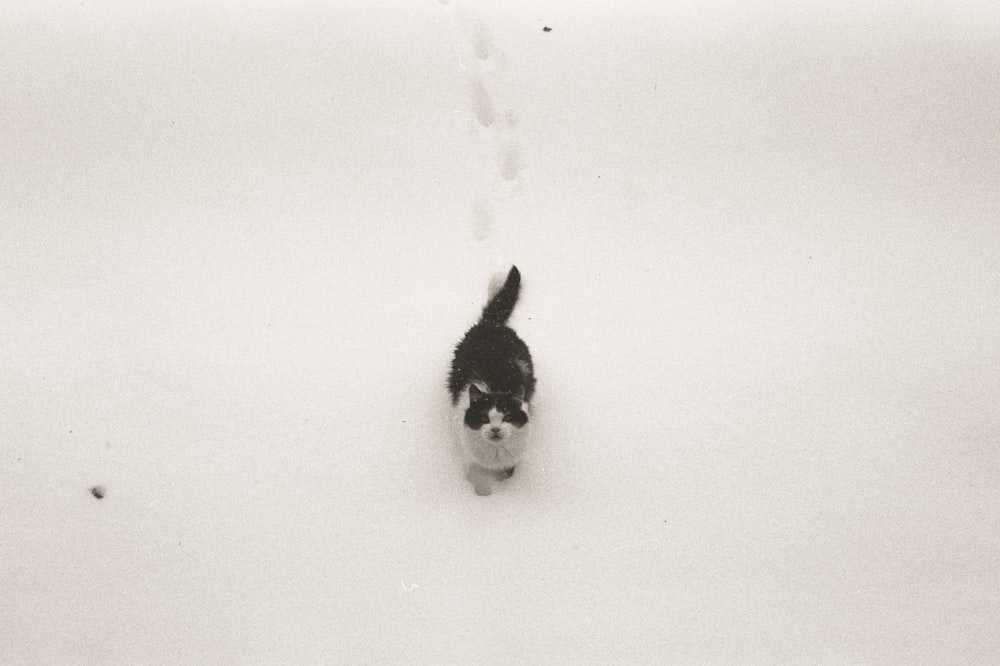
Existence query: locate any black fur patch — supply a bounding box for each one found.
[448,266,536,405]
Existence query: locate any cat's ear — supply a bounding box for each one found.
[469,384,484,402]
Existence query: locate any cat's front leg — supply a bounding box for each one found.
[467,464,494,496]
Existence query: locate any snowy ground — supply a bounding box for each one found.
[3,2,999,663]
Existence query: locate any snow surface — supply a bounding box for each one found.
[3,1,1000,663]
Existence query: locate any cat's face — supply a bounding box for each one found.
[463,383,528,444]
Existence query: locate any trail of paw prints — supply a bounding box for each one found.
[460,24,523,184]
[440,1,524,247]
[453,10,502,136]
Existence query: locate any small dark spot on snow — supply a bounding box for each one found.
[90,485,106,499]
[543,26,552,32]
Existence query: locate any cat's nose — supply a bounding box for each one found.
[489,426,501,436]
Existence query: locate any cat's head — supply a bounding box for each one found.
[463,383,529,443]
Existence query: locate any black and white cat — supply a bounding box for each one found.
[448,265,536,496]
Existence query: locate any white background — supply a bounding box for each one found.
[2,1,999,662]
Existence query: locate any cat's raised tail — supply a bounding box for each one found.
[480,265,521,327]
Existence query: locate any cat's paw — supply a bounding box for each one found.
[468,465,494,496]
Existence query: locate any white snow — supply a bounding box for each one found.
[2,1,999,663]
